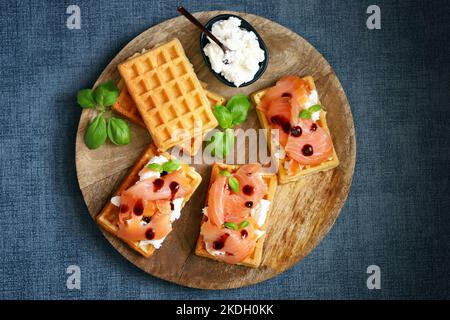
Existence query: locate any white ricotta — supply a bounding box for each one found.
[203,17,265,87]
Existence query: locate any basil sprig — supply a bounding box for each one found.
[228,176,239,193]
[146,159,181,173]
[207,94,251,158]
[299,104,322,119]
[224,220,249,231]
[77,80,131,149]
[107,117,131,145]
[207,128,235,159]
[84,114,107,149]
[219,170,232,177]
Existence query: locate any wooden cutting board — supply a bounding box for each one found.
[75,11,355,289]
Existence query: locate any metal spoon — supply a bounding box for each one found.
[177,6,231,63]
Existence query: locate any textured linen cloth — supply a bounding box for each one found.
[0,0,449,299]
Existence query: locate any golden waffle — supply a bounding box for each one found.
[251,76,339,184]
[118,38,218,152]
[195,163,277,268]
[96,144,202,258]
[112,80,226,155]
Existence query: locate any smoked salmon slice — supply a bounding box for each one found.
[258,75,334,167]
[116,169,189,243]
[201,164,267,264]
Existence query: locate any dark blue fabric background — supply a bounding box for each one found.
[0,0,449,299]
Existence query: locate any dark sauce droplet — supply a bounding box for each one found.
[270,115,291,134]
[241,229,248,239]
[281,92,292,98]
[213,234,229,250]
[142,216,151,224]
[119,204,129,213]
[145,228,155,240]
[302,144,314,156]
[169,181,180,200]
[133,199,144,216]
[153,178,164,192]
[243,185,254,196]
[290,126,302,137]
[310,123,317,132]
[245,201,253,208]
[213,241,224,250]
[170,202,174,211]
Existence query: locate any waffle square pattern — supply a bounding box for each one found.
[118,38,218,151]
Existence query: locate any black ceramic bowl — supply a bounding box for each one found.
[200,14,268,87]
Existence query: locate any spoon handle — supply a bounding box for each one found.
[177,7,229,52]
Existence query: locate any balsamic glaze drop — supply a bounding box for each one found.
[133,199,144,216]
[243,185,254,196]
[153,178,164,192]
[145,228,155,240]
[302,144,314,156]
[290,126,302,137]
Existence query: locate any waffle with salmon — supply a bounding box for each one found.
[195,163,277,268]
[251,76,339,184]
[96,144,202,257]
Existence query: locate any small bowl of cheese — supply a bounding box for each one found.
[200,14,268,87]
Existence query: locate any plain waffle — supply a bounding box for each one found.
[118,38,218,152]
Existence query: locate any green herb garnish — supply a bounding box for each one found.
[224,222,238,230]
[299,104,321,119]
[107,117,131,145]
[84,114,107,149]
[228,176,239,193]
[77,89,96,108]
[162,159,181,172]
[226,94,250,125]
[208,94,250,158]
[219,170,232,177]
[238,220,249,229]
[212,105,233,129]
[77,80,130,150]
[146,163,163,172]
[206,128,235,159]
[93,80,119,107]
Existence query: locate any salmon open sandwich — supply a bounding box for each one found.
[96,144,202,257]
[251,75,339,184]
[195,163,277,268]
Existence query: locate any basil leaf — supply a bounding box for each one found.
[77,89,96,108]
[238,220,249,229]
[228,176,239,193]
[213,105,233,129]
[223,128,235,157]
[84,114,107,149]
[227,94,250,125]
[308,104,321,113]
[219,170,231,177]
[94,80,119,107]
[162,159,181,172]
[299,109,311,119]
[107,117,131,145]
[207,131,225,158]
[207,129,235,158]
[146,163,163,172]
[224,222,238,230]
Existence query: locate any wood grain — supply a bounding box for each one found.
[75,11,356,289]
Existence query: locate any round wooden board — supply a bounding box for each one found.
[75,11,355,289]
